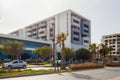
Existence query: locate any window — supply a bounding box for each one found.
[19,60,23,63]
[73,19,79,23]
[84,24,89,28]
[84,40,89,43]
[113,52,115,54]
[112,45,115,47]
[28,35,32,37]
[105,40,108,42]
[41,36,46,39]
[32,33,37,36]
[13,61,18,64]
[109,36,112,38]
[32,29,36,31]
[84,30,88,33]
[112,42,115,44]
[50,29,53,32]
[105,36,108,38]
[73,31,79,35]
[118,39,120,41]
[118,42,120,44]
[50,34,53,37]
[117,35,120,37]
[39,31,44,34]
[113,39,116,41]
[73,37,79,41]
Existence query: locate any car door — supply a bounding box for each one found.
[12,61,19,68]
[18,60,23,68]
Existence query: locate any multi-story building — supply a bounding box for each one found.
[10,10,91,50]
[101,33,120,54]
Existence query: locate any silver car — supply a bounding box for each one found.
[2,60,27,69]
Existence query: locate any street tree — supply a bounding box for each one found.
[32,48,41,64]
[108,46,114,63]
[89,43,99,62]
[75,48,92,63]
[56,32,68,69]
[33,46,53,63]
[1,40,24,60]
[61,47,74,63]
[99,44,109,64]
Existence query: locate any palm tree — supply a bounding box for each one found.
[89,43,98,62]
[56,32,68,69]
[99,44,109,64]
[108,46,114,63]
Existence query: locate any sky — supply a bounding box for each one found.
[0,0,120,43]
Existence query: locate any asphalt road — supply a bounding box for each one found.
[1,67,120,80]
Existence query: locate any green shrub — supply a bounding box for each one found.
[69,62,104,70]
[106,62,120,67]
[0,69,13,73]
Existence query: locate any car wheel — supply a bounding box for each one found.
[8,65,12,69]
[22,65,26,69]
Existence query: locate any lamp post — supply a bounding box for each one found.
[52,40,57,71]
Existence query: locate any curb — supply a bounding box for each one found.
[0,72,55,79]
[0,67,105,79]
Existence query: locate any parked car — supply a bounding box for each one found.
[2,60,27,69]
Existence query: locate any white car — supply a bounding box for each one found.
[2,60,27,69]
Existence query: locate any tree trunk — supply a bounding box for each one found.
[92,53,96,63]
[103,55,106,65]
[36,55,39,64]
[60,41,66,69]
[109,52,112,63]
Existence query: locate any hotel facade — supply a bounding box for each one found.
[10,10,91,51]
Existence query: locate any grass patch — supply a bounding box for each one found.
[27,60,51,65]
[0,68,70,78]
[69,62,104,70]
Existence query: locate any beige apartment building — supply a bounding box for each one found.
[101,33,120,55]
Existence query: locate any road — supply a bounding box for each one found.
[1,67,120,80]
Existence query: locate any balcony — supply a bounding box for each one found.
[71,16,80,27]
[38,28,47,32]
[72,27,80,33]
[32,26,37,30]
[38,22,47,28]
[32,35,38,39]
[81,37,90,45]
[49,34,55,40]
[38,31,47,37]
[32,31,37,34]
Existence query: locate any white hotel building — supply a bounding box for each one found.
[10,10,91,51]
